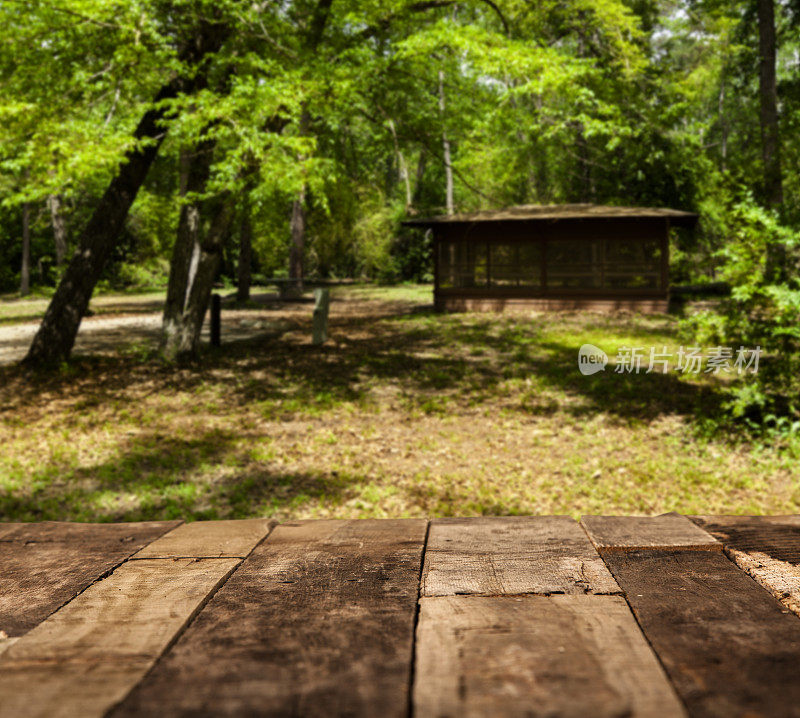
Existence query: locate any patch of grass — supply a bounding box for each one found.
[0,283,798,522]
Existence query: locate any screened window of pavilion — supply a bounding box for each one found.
[438,236,662,292]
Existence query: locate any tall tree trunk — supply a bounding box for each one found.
[47,194,67,265]
[387,119,412,210]
[282,0,334,290]
[718,78,728,172]
[439,70,454,216]
[412,152,427,207]
[757,0,782,208]
[288,186,306,293]
[20,202,31,297]
[22,78,190,366]
[577,127,593,203]
[161,141,215,360]
[237,190,253,302]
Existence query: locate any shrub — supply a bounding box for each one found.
[681,199,800,422]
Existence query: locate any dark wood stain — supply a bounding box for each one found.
[111,519,428,718]
[0,521,180,637]
[603,549,800,718]
[691,516,800,565]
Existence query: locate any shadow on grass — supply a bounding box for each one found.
[0,304,743,522]
[0,430,360,522]
[0,306,725,427]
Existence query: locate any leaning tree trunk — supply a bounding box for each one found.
[162,195,235,360]
[20,202,31,297]
[22,78,189,366]
[47,194,67,265]
[181,198,235,355]
[23,19,227,367]
[161,141,215,360]
[237,190,253,303]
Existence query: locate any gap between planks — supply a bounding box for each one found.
[109,519,428,718]
[0,519,276,718]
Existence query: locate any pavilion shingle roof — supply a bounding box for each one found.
[403,203,698,227]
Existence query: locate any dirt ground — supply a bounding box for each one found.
[1,285,797,523]
[0,292,377,365]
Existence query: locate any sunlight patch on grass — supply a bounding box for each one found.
[1,284,798,522]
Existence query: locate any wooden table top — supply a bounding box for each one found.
[2,514,800,717]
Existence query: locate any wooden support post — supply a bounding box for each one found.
[210,293,221,347]
[312,287,330,345]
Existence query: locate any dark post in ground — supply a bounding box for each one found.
[210,294,221,347]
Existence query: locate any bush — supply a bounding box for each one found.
[681,199,800,422]
[113,258,170,291]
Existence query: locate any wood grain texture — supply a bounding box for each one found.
[603,549,800,718]
[581,513,720,552]
[414,594,686,718]
[111,519,428,718]
[132,517,276,558]
[0,520,180,543]
[422,516,620,596]
[691,515,800,617]
[0,523,21,540]
[0,636,17,657]
[0,557,239,718]
[0,521,180,637]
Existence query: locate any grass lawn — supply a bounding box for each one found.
[0,283,797,522]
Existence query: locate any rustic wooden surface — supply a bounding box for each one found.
[414,595,685,718]
[691,515,800,617]
[131,517,276,559]
[0,521,179,638]
[422,516,619,595]
[603,549,800,718]
[112,519,427,718]
[3,515,800,718]
[0,557,240,718]
[0,522,22,540]
[582,513,720,552]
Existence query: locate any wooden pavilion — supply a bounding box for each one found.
[403,204,698,313]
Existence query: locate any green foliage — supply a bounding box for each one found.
[1,0,799,432]
[682,199,800,422]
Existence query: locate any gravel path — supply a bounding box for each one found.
[0,310,300,366]
[0,314,168,365]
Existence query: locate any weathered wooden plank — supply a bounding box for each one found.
[132,517,276,559]
[0,520,179,543]
[422,516,619,596]
[0,635,17,657]
[414,594,686,718]
[0,521,180,637]
[691,515,800,617]
[581,513,720,552]
[111,519,428,718]
[0,557,240,718]
[603,549,800,717]
[0,523,22,540]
